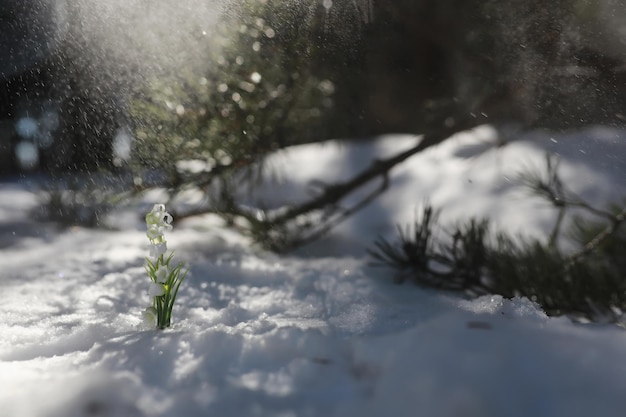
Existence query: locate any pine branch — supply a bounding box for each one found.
[171,117,479,251]
[373,155,626,322]
[568,207,626,265]
[265,119,476,228]
[369,204,492,293]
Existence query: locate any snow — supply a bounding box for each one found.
[2,125,626,417]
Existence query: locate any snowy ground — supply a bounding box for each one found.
[2,125,626,417]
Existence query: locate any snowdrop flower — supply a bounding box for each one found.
[149,282,166,297]
[142,307,158,327]
[146,204,173,239]
[147,224,163,240]
[143,203,188,329]
[149,242,168,259]
[145,204,166,225]
[155,265,170,283]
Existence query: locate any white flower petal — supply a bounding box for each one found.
[147,224,162,240]
[156,265,169,283]
[148,282,166,297]
[149,242,168,258]
[142,307,157,327]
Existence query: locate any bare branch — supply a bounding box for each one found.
[266,121,474,227]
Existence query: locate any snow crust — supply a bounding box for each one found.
[2,125,626,417]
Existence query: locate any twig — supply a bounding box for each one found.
[266,120,474,226]
[568,207,626,265]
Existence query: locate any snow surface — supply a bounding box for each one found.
[2,125,626,417]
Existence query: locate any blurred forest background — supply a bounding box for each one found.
[1,0,625,176]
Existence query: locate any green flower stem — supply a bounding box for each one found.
[144,204,187,329]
